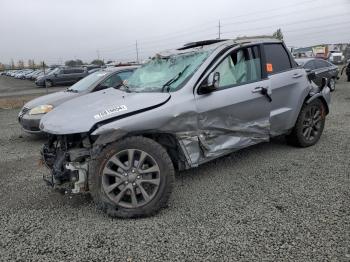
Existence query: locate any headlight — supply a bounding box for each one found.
[29,105,53,115]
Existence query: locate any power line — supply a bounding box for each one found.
[221,12,350,36]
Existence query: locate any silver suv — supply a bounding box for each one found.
[40,38,331,218]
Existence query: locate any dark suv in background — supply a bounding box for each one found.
[35,67,88,87]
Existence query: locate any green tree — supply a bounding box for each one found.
[91,59,105,66]
[273,28,284,40]
[65,59,84,67]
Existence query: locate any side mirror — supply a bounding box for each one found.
[199,72,220,94]
[94,84,109,92]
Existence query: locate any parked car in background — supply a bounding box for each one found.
[40,38,331,218]
[83,64,102,71]
[30,70,44,80]
[88,68,102,74]
[35,67,88,87]
[25,70,40,80]
[19,66,138,133]
[295,58,339,91]
[15,69,33,79]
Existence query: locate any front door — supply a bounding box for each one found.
[194,45,271,163]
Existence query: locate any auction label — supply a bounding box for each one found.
[94,105,127,120]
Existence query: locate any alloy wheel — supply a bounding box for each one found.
[102,149,161,208]
[302,105,323,141]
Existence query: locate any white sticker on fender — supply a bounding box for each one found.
[94,105,127,120]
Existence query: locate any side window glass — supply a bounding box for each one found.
[117,70,133,81]
[264,44,292,74]
[213,46,262,88]
[100,73,123,88]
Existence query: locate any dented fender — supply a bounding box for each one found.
[306,85,331,114]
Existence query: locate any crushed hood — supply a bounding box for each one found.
[24,91,79,109]
[40,88,170,134]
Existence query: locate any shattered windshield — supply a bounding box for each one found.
[126,50,211,92]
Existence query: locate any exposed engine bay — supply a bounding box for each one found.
[41,134,93,193]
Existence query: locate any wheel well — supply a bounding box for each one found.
[304,95,329,115]
[142,133,188,171]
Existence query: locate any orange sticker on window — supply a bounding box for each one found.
[266,63,273,72]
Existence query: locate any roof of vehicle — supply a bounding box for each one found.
[180,36,282,50]
[103,65,140,72]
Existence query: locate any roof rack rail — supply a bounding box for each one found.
[178,39,228,50]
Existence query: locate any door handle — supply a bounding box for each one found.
[252,87,263,93]
[293,73,302,78]
[252,86,272,102]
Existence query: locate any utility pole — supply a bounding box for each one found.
[218,20,221,39]
[42,61,48,94]
[135,40,139,63]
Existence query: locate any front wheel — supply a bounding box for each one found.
[286,99,326,147]
[328,77,336,92]
[89,136,175,218]
[45,80,53,88]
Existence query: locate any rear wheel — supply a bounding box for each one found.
[328,77,336,91]
[89,136,175,218]
[286,99,326,147]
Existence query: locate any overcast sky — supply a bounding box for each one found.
[0,0,349,65]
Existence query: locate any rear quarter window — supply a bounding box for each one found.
[264,44,292,74]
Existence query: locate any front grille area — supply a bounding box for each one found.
[19,107,30,117]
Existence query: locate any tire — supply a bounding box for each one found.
[89,136,175,218]
[347,75,350,82]
[328,77,336,92]
[286,99,326,147]
[45,80,53,88]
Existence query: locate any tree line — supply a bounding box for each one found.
[1,58,107,70]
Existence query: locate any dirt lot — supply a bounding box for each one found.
[0,76,66,108]
[0,76,349,261]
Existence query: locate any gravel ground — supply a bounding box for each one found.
[0,77,349,261]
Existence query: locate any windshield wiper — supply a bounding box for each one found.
[115,81,131,93]
[161,65,190,93]
[66,89,78,93]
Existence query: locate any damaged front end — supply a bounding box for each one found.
[41,134,93,193]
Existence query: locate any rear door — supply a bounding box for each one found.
[263,43,309,135]
[194,45,271,160]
